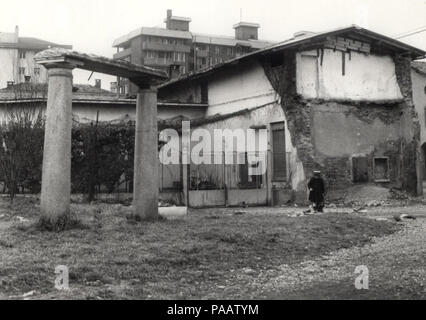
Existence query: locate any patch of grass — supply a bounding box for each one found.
[0,198,401,299]
[0,238,14,248]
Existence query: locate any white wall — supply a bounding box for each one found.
[0,48,18,89]
[18,50,48,84]
[206,61,277,116]
[203,60,306,191]
[412,69,426,145]
[296,49,403,101]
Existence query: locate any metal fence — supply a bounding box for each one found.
[189,151,268,191]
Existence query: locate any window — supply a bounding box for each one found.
[373,157,390,182]
[19,51,26,59]
[34,67,40,76]
[145,51,156,59]
[215,46,220,54]
[19,67,25,75]
[271,122,286,181]
[352,156,368,182]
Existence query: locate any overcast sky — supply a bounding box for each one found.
[1,0,425,88]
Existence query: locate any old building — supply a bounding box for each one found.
[411,61,426,187]
[157,25,426,207]
[0,82,206,123]
[0,26,72,89]
[112,9,274,95]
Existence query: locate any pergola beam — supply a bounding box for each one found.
[35,49,168,225]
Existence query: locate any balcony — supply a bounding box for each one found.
[142,42,191,53]
[113,48,131,60]
[194,49,209,58]
[144,57,186,66]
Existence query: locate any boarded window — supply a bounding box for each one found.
[373,157,390,181]
[271,122,286,181]
[352,156,368,182]
[238,152,263,189]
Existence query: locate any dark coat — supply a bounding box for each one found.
[308,176,325,203]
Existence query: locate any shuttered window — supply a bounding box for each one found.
[271,122,286,181]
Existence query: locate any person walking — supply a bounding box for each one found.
[308,170,326,212]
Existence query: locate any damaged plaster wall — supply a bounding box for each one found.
[261,49,422,199]
[394,54,422,195]
[411,69,426,146]
[296,49,403,100]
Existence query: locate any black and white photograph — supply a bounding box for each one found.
[0,0,425,309]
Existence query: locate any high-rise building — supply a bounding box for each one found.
[112,9,275,95]
[0,26,72,89]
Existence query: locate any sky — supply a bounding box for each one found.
[1,0,425,89]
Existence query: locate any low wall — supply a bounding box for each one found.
[188,188,267,207]
[71,190,183,205]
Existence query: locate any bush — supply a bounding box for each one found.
[0,107,169,201]
[0,108,45,200]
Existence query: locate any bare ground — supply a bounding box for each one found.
[0,196,424,300]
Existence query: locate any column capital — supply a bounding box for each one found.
[47,67,74,79]
[138,87,158,94]
[39,61,77,71]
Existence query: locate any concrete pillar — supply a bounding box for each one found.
[40,66,74,219]
[133,88,159,219]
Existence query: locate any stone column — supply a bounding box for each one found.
[133,88,159,219]
[40,66,74,220]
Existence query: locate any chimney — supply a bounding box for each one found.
[233,22,260,40]
[165,9,191,31]
[95,79,101,89]
[14,25,19,42]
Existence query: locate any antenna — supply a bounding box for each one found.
[240,8,242,22]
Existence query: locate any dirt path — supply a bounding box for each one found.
[1,199,424,299]
[232,208,426,299]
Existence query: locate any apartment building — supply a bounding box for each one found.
[112,9,275,95]
[0,26,72,89]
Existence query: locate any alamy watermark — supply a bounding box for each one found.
[159,121,268,175]
[354,265,369,290]
[55,265,69,290]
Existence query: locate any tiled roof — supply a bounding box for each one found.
[158,25,426,89]
[18,37,72,50]
[0,83,116,101]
